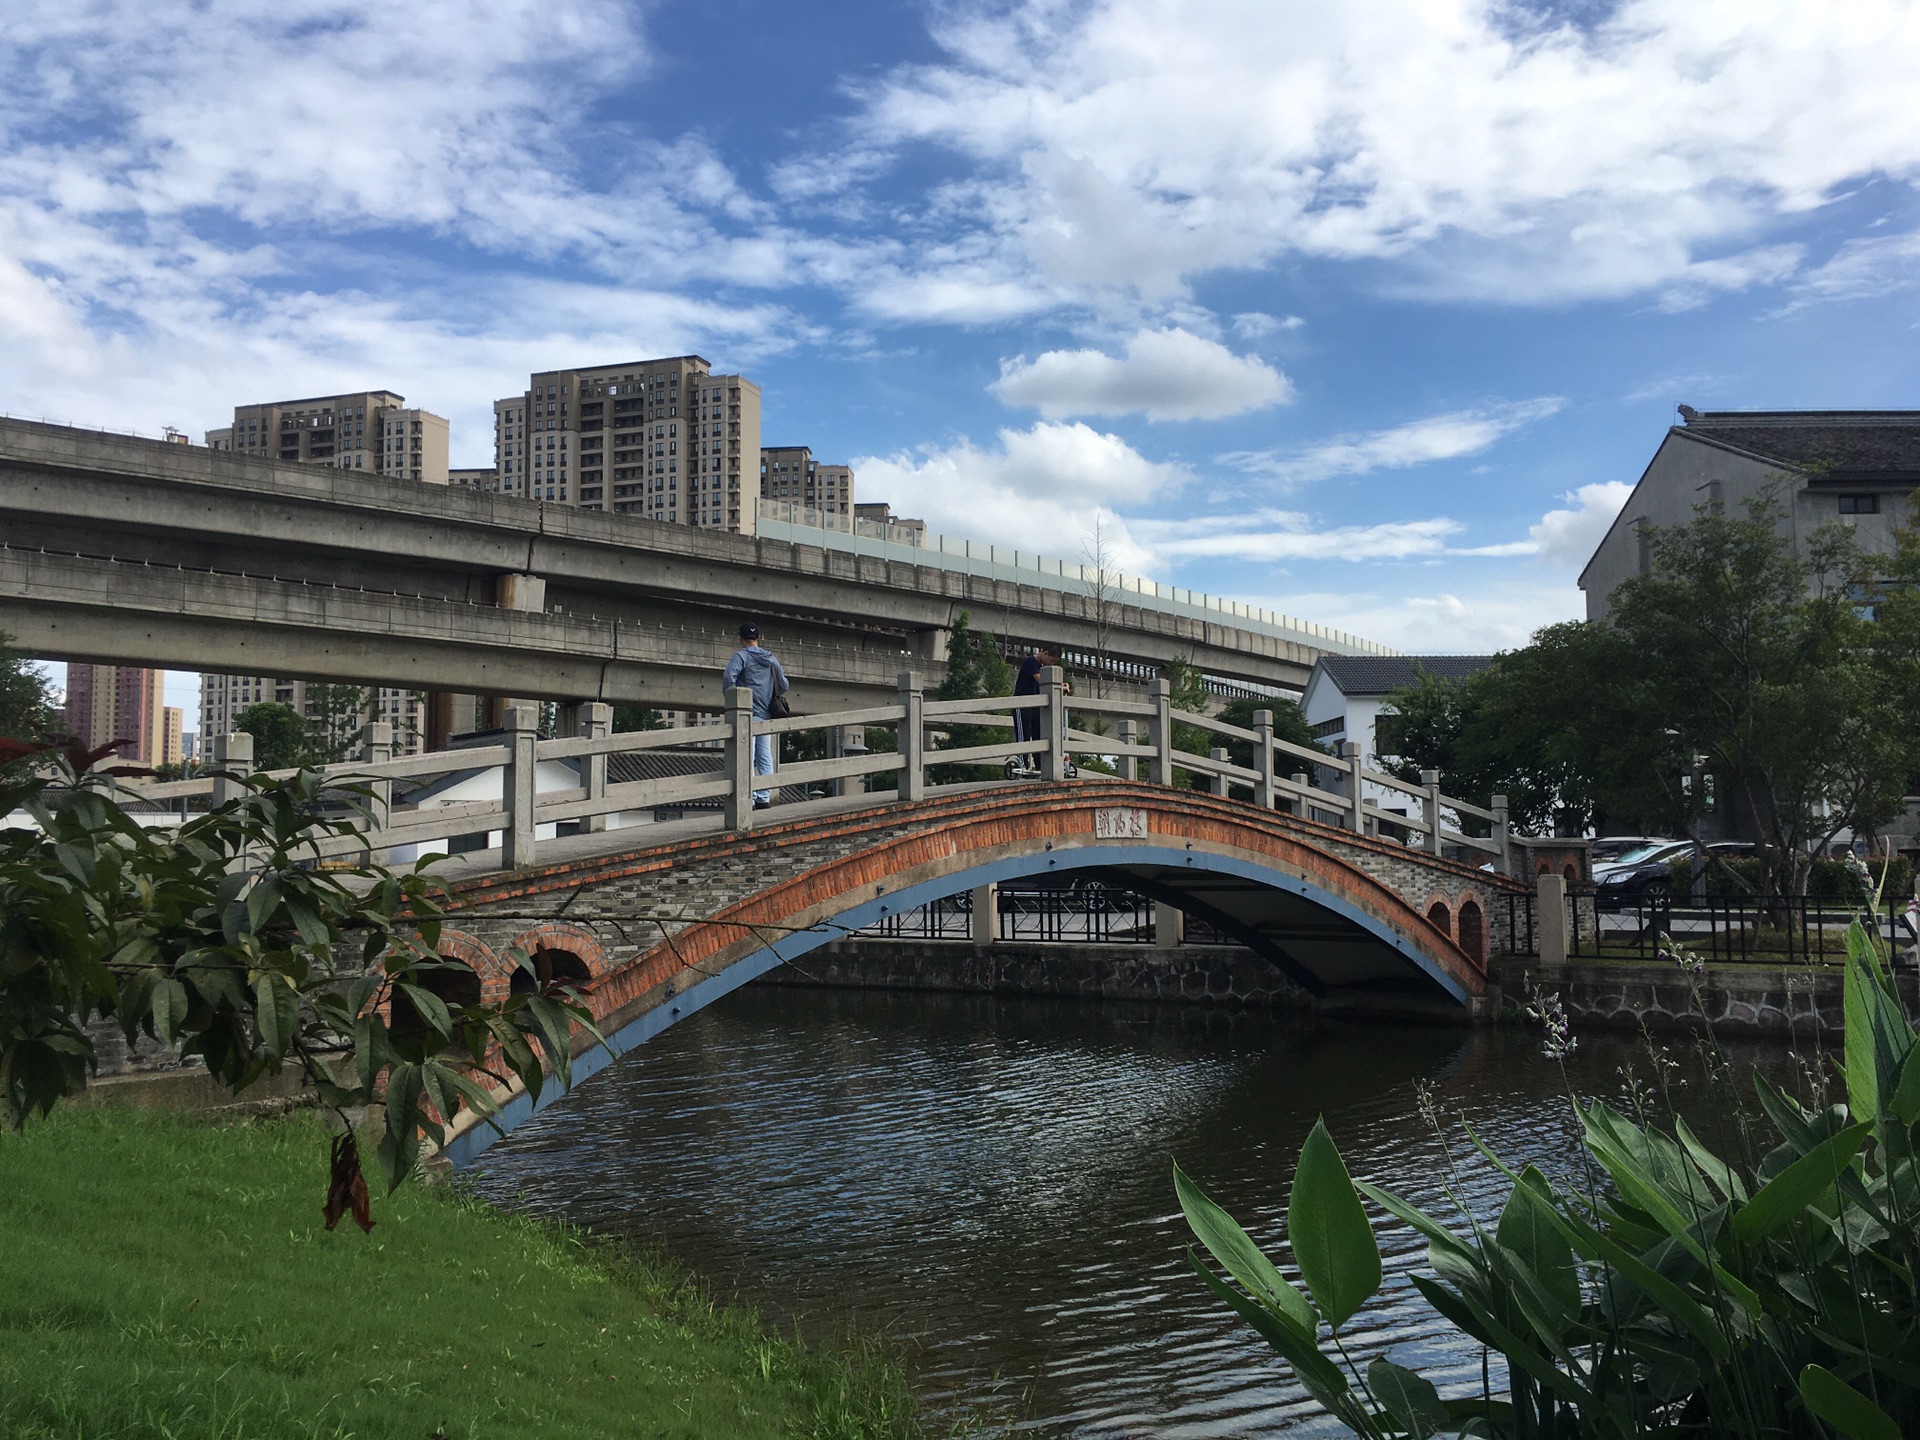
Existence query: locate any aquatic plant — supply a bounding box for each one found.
[1177,919,1920,1437]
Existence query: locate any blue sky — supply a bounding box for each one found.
[6,0,1920,725]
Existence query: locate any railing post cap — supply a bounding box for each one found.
[505,703,538,732]
[1151,677,1170,698]
[1252,708,1273,728]
[1420,767,1440,785]
[1340,740,1359,758]
[897,669,922,692]
[725,684,753,711]
[1491,793,1509,810]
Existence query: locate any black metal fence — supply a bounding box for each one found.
[857,881,1235,945]
[1568,888,1914,965]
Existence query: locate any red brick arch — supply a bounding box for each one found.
[506,923,611,987]
[436,782,1522,1165]
[431,929,503,1000]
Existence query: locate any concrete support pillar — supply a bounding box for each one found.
[1149,677,1174,788]
[359,721,392,864]
[1342,741,1364,831]
[1536,871,1569,966]
[582,701,611,834]
[1492,793,1512,878]
[1116,718,1137,782]
[898,672,926,801]
[1039,665,1067,781]
[1154,901,1184,950]
[211,732,252,807]
[1253,709,1277,809]
[1421,768,1445,856]
[970,883,997,945]
[724,686,755,832]
[504,703,539,868]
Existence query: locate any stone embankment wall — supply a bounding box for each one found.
[761,939,1487,1021]
[1491,957,1920,1039]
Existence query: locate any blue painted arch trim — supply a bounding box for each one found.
[445,841,1464,1168]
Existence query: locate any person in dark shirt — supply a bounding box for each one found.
[1013,644,1058,748]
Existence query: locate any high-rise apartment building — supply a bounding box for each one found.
[201,389,451,753]
[199,676,430,758]
[64,665,167,764]
[205,390,450,484]
[490,356,763,533]
[760,445,854,517]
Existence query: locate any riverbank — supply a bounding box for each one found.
[0,1107,928,1440]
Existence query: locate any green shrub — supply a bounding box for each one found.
[1178,923,1920,1438]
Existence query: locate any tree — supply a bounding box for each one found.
[1378,497,1915,892]
[235,701,308,769]
[1163,655,1214,787]
[1213,694,1326,778]
[0,633,56,745]
[1079,516,1121,699]
[929,610,1014,783]
[612,704,665,733]
[304,683,376,765]
[0,740,598,1221]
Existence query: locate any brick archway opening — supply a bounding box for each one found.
[1563,861,1580,882]
[1456,900,1484,964]
[1426,900,1451,935]
[512,947,593,996]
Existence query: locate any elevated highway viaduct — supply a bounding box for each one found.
[0,420,1379,711]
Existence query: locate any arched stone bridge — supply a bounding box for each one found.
[431,780,1528,1165]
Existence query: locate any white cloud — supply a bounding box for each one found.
[1781,229,1920,309]
[1257,581,1587,653]
[1222,397,1564,487]
[852,422,1188,567]
[989,327,1293,420]
[1527,481,1635,569]
[1137,511,1464,563]
[1231,312,1303,339]
[842,0,1920,310]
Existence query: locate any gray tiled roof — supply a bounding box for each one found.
[1678,409,1920,481]
[1315,655,1493,697]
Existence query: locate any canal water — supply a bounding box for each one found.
[469,984,1808,1437]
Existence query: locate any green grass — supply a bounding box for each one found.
[0,1108,928,1440]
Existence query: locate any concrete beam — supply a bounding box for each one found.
[0,547,909,710]
[0,420,1322,691]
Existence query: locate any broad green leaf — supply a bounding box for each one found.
[1367,1358,1447,1440]
[376,1062,424,1192]
[396,982,453,1042]
[152,977,189,1047]
[1799,1364,1901,1440]
[244,876,280,936]
[252,972,300,1059]
[1174,1162,1317,1339]
[1407,1275,1598,1411]
[1844,921,1914,1124]
[1731,1121,1870,1240]
[1890,1044,1920,1127]
[1495,1166,1578,1317]
[1675,1115,1749,1204]
[1541,1195,1732,1361]
[1286,1118,1381,1332]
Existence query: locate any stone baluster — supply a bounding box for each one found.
[1149,677,1174,787]
[898,671,926,800]
[504,703,539,866]
[359,720,392,864]
[582,701,611,834]
[1039,665,1067,781]
[1492,793,1512,878]
[1421,767,1444,856]
[1341,741,1364,831]
[1115,718,1137,781]
[1252,709,1277,809]
[724,686,755,832]
[1210,746,1231,797]
[1291,771,1310,819]
[210,731,252,808]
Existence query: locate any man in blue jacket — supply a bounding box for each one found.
[723,621,789,808]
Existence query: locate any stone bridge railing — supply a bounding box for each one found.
[122,668,1522,871]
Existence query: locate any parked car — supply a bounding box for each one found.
[1594,840,1755,907]
[1589,835,1670,864]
